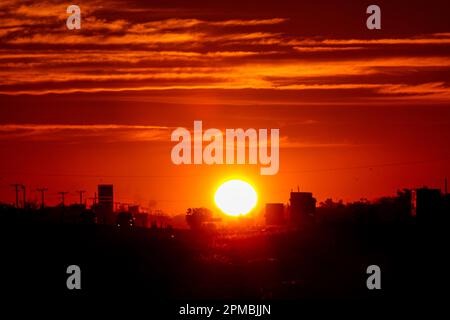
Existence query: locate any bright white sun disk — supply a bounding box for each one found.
[214,180,257,216]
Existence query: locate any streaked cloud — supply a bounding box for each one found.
[0,0,449,103]
[289,34,450,46]
[0,123,356,151]
[293,46,365,52]
[0,124,170,142]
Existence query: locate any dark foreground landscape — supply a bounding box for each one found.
[1,220,447,303]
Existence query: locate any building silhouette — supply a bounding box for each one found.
[97,184,114,224]
[289,192,316,226]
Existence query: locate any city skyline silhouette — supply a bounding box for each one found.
[0,0,449,311]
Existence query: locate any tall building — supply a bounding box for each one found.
[289,192,316,226]
[97,184,114,224]
[265,203,285,225]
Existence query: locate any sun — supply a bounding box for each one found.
[214,179,258,216]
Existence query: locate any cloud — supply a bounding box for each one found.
[0,123,357,151]
[288,34,450,46]
[0,124,170,142]
[278,136,357,149]
[128,18,286,32]
[1,0,450,103]
[209,18,287,26]
[293,46,365,52]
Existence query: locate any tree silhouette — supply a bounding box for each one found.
[185,207,212,230]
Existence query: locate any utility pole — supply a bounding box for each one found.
[58,191,69,207]
[76,190,86,206]
[21,184,26,208]
[88,192,98,209]
[9,184,21,208]
[36,188,48,209]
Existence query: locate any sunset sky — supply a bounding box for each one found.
[1,0,449,214]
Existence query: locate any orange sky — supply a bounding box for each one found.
[1,0,449,215]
